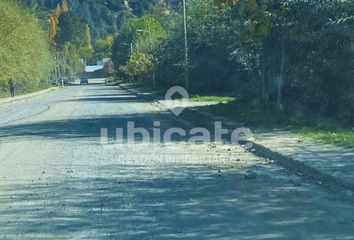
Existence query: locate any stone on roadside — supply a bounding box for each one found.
[244,170,257,180]
[289,176,302,186]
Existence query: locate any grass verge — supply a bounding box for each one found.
[186,101,354,150]
[189,95,236,103]
[294,127,354,150]
[117,79,354,150]
[0,83,51,99]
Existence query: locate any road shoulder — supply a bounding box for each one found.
[119,83,354,201]
[0,87,58,105]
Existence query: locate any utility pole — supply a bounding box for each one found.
[55,52,60,85]
[130,42,133,84]
[60,52,64,87]
[61,52,66,78]
[54,55,58,83]
[147,26,156,87]
[183,0,189,91]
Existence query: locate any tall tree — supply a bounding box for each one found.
[55,11,84,48]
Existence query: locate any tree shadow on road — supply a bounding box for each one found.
[0,112,189,142]
[65,97,146,103]
[0,163,351,239]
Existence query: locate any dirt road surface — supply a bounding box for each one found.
[0,79,353,239]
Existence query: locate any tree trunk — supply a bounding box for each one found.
[167,68,170,87]
[152,72,156,87]
[261,42,269,106]
[277,33,286,113]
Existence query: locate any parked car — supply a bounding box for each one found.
[80,77,89,85]
[50,79,58,85]
[59,77,69,85]
[51,77,69,85]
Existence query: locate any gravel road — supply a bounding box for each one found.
[0,79,354,240]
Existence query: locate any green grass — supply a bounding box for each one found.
[295,128,354,150]
[190,101,354,150]
[189,95,236,103]
[205,101,287,128]
[117,79,354,150]
[118,82,134,88]
[135,86,166,96]
[106,77,122,86]
[293,119,354,150]
[118,81,167,97]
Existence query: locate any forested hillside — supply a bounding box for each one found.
[18,0,179,39]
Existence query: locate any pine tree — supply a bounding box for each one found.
[54,3,61,18]
[61,0,69,12]
[85,24,93,50]
[49,15,58,41]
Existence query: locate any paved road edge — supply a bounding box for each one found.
[118,83,354,201]
[0,87,59,105]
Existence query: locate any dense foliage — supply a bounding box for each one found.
[18,0,180,39]
[112,0,354,121]
[0,1,53,92]
[120,52,156,81]
[55,11,84,48]
[111,14,166,81]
